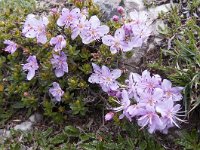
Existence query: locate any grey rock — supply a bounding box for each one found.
[0,129,11,138]
[94,0,121,20]
[124,0,145,11]
[29,113,43,124]
[14,121,33,131]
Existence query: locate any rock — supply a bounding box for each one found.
[13,113,42,132]
[29,113,43,124]
[0,129,11,138]
[124,0,145,11]
[94,0,121,20]
[149,3,177,19]
[14,121,33,131]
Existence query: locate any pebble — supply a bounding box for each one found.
[14,121,33,131]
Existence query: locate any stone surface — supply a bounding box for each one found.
[14,121,33,131]
[29,113,43,124]
[124,0,145,11]
[94,0,121,20]
[0,129,11,138]
[13,113,42,131]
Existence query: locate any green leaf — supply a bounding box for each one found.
[64,126,80,137]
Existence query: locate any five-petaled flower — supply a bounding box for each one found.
[81,16,109,44]
[156,100,185,133]
[49,82,64,102]
[102,28,131,54]
[71,15,89,40]
[22,55,39,80]
[161,79,184,101]
[50,35,66,52]
[50,52,68,78]
[88,63,122,92]
[22,14,49,44]
[3,40,18,54]
[57,8,81,28]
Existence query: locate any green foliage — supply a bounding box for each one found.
[149,1,200,114]
[0,0,36,126]
[176,130,200,150]
[1,122,165,150]
[0,0,119,126]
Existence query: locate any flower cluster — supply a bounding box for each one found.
[2,4,185,134]
[89,65,185,134]
[102,9,152,54]
[57,7,109,44]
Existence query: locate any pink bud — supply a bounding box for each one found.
[105,112,114,121]
[112,15,119,22]
[51,8,58,14]
[117,6,125,14]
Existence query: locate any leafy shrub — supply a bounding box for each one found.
[1,123,164,150]
[0,0,186,135]
[0,0,36,125]
[0,0,121,124]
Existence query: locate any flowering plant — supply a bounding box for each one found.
[0,0,185,133]
[89,66,185,134]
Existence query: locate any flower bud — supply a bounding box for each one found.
[117,6,125,14]
[105,112,114,121]
[50,8,58,14]
[112,15,119,22]
[23,92,29,97]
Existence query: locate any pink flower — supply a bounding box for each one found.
[112,90,132,120]
[50,8,58,14]
[122,21,152,48]
[129,10,151,25]
[81,16,109,44]
[131,24,152,46]
[112,15,119,22]
[132,70,162,93]
[50,52,68,78]
[22,14,49,44]
[50,35,66,52]
[137,107,164,133]
[88,63,122,92]
[105,112,114,121]
[3,40,18,54]
[117,6,125,14]
[156,100,185,129]
[113,90,131,112]
[138,88,164,107]
[102,28,132,54]
[71,15,89,40]
[57,8,80,28]
[89,65,185,133]
[22,55,39,80]
[49,82,64,102]
[127,104,144,118]
[161,79,184,101]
